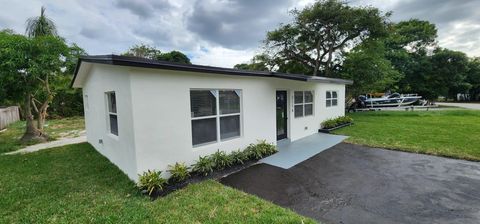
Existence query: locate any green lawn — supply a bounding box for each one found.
[334,110,480,161]
[0,143,315,223]
[0,116,84,153]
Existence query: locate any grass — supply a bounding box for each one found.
[0,116,84,153]
[334,110,480,161]
[0,143,315,223]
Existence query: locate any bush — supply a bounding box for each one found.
[321,116,353,129]
[255,140,277,156]
[138,170,167,196]
[229,149,249,165]
[167,162,190,183]
[211,150,233,170]
[321,118,338,129]
[192,156,215,176]
[245,140,277,160]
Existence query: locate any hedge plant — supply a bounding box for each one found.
[167,162,190,183]
[321,116,353,129]
[137,170,167,196]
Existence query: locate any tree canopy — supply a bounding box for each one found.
[264,0,389,77]
[123,44,191,64]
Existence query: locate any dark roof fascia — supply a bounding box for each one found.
[71,55,352,87]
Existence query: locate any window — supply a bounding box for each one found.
[294,91,314,118]
[106,92,118,136]
[191,89,241,146]
[326,91,338,107]
[84,94,89,111]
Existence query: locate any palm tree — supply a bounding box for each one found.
[25,6,57,38]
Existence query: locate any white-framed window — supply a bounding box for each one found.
[294,91,314,118]
[84,94,89,111]
[106,92,118,136]
[326,91,338,107]
[190,89,242,146]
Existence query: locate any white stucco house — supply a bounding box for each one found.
[72,55,353,181]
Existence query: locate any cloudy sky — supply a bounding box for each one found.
[0,0,479,67]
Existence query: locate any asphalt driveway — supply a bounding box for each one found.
[221,143,480,224]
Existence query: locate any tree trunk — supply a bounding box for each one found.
[36,105,48,131]
[20,94,47,143]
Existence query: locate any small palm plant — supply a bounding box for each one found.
[167,162,190,183]
[25,6,58,38]
[137,170,167,196]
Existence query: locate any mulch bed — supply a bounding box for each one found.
[148,159,259,199]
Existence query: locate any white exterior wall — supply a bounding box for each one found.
[80,64,346,181]
[82,65,138,180]
[128,68,345,179]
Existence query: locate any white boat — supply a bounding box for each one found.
[360,93,422,107]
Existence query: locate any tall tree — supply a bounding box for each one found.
[122,44,162,59]
[467,58,480,101]
[123,44,191,64]
[0,32,68,142]
[384,19,438,97]
[264,0,389,77]
[341,40,402,97]
[430,48,470,100]
[25,6,58,38]
[157,50,191,64]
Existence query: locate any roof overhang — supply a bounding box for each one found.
[71,55,353,88]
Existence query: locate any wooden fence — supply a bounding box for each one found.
[0,106,20,130]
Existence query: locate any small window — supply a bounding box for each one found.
[191,89,242,146]
[294,91,314,118]
[84,95,89,111]
[106,92,118,136]
[326,91,338,107]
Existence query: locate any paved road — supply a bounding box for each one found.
[221,143,480,224]
[436,102,480,110]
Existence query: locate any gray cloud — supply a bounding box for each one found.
[389,0,479,25]
[115,0,171,19]
[1,0,480,67]
[186,0,295,49]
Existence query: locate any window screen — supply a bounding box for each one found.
[294,91,314,118]
[106,92,118,136]
[191,89,242,146]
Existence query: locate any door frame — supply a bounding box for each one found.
[276,90,288,140]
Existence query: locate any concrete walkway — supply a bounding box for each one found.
[436,102,480,110]
[260,133,348,169]
[3,135,86,155]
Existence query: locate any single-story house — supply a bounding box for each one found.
[72,55,353,181]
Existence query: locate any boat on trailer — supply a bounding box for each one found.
[359,93,423,107]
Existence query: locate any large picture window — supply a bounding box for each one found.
[294,91,314,118]
[106,92,118,136]
[326,91,338,107]
[191,89,241,146]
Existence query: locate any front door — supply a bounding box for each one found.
[276,91,288,140]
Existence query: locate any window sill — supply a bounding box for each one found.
[192,136,242,149]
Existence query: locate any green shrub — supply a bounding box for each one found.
[337,116,353,124]
[245,140,277,160]
[245,144,263,160]
[321,116,353,129]
[167,162,190,183]
[211,150,233,170]
[192,156,215,176]
[255,140,277,157]
[229,149,249,165]
[137,170,167,196]
[321,118,338,129]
